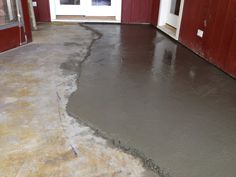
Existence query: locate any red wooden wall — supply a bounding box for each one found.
[179,0,236,77]
[178,0,209,56]
[0,0,32,52]
[0,27,23,52]
[209,0,236,76]
[33,0,51,22]
[121,0,155,24]
[22,0,32,42]
[150,0,160,26]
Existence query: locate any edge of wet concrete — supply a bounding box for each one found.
[63,23,169,177]
[67,109,168,177]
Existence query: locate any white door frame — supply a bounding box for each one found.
[49,0,122,22]
[157,0,185,40]
[166,13,179,28]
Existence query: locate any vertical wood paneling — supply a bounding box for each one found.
[225,21,236,76]
[151,0,160,26]
[121,0,154,24]
[33,0,51,22]
[179,0,210,56]
[121,0,132,22]
[0,27,21,52]
[220,0,236,77]
[178,0,236,77]
[33,0,40,22]
[21,0,32,42]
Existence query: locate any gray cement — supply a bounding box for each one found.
[67,24,236,177]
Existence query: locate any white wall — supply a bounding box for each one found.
[158,0,171,26]
[49,0,56,20]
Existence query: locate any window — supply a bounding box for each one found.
[0,0,18,26]
[170,0,181,16]
[60,0,80,5]
[92,0,111,6]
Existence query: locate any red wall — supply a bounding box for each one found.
[179,0,236,77]
[0,27,22,52]
[208,0,236,77]
[33,0,51,22]
[22,0,32,42]
[179,0,209,56]
[0,0,32,52]
[150,0,160,26]
[121,0,155,24]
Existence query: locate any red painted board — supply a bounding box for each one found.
[179,0,210,57]
[0,27,20,52]
[122,0,153,24]
[151,0,160,26]
[34,0,51,22]
[179,0,236,78]
[221,0,236,77]
[225,21,236,77]
[204,0,230,66]
[121,0,132,23]
[198,0,236,77]
[33,1,40,22]
[21,0,32,42]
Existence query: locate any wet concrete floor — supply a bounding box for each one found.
[67,24,236,177]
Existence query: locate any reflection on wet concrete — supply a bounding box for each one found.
[68,24,236,177]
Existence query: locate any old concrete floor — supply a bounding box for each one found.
[0,24,157,177]
[67,24,236,177]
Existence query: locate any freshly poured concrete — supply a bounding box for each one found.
[0,24,156,177]
[68,24,236,177]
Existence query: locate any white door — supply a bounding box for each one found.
[55,0,119,18]
[166,0,181,28]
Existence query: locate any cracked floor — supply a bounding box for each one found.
[0,24,157,177]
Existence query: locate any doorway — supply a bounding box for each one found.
[53,0,122,22]
[157,0,184,40]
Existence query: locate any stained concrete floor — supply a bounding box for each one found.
[0,24,157,177]
[67,24,236,177]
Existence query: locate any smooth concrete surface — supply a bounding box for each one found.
[67,24,236,177]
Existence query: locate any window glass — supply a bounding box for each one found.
[0,0,18,26]
[60,0,80,5]
[170,0,181,16]
[92,0,111,6]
